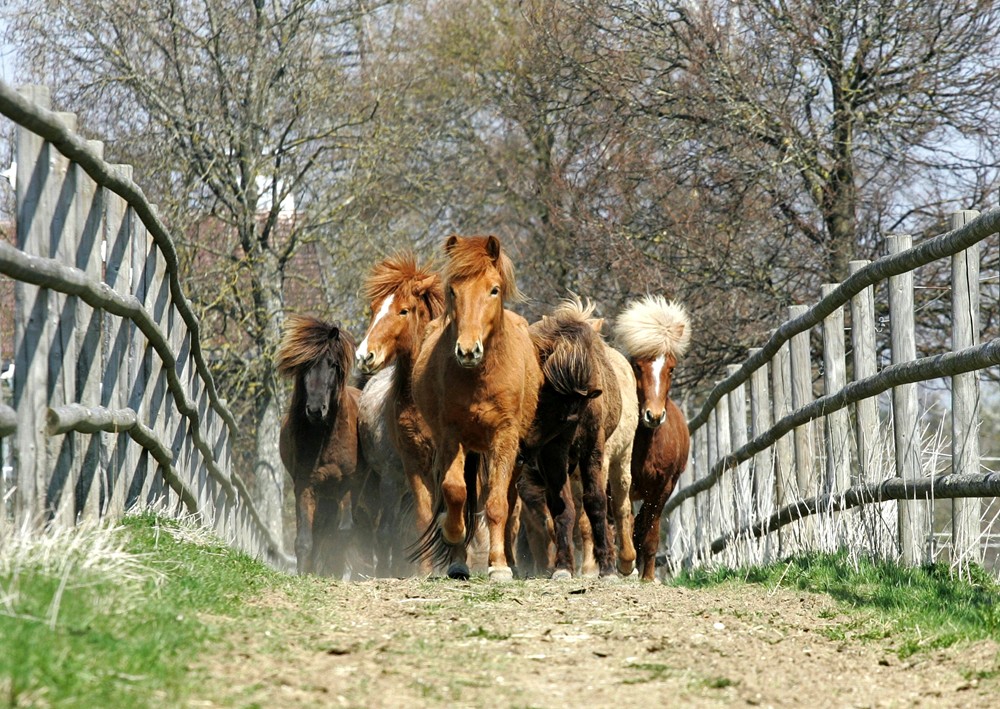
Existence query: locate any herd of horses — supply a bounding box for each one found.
[276,235,691,582]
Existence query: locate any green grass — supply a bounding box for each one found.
[0,511,285,708]
[672,552,1000,658]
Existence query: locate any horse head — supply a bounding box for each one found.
[631,354,677,428]
[613,295,691,430]
[357,253,443,374]
[442,234,520,368]
[277,315,356,427]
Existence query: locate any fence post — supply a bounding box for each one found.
[727,364,752,562]
[771,340,794,556]
[949,210,982,570]
[714,388,733,564]
[849,259,895,556]
[749,348,774,563]
[887,234,927,565]
[821,284,850,548]
[789,304,815,548]
[13,84,55,526]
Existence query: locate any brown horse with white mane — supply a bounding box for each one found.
[277,315,365,576]
[412,235,542,581]
[614,296,691,581]
[356,253,445,575]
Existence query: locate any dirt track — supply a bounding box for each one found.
[199,576,998,708]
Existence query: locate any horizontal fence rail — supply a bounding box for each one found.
[0,82,292,569]
[667,206,1000,574]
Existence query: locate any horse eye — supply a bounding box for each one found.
[399,308,409,316]
[490,286,500,296]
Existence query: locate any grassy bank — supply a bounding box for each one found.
[673,553,1000,660]
[0,512,284,707]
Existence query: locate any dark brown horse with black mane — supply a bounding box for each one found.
[519,297,638,578]
[356,252,445,575]
[614,295,691,581]
[412,235,542,581]
[277,315,366,576]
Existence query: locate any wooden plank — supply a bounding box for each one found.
[704,408,718,563]
[748,348,775,563]
[821,284,851,495]
[727,364,752,561]
[73,141,106,522]
[13,85,55,527]
[887,234,927,565]
[692,425,709,564]
[848,261,879,482]
[770,340,794,555]
[713,386,733,564]
[102,165,134,519]
[788,304,815,547]
[126,212,153,512]
[949,209,982,569]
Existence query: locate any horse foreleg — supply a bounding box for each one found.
[404,458,436,576]
[573,475,598,577]
[579,444,615,577]
[607,456,636,576]
[633,490,668,582]
[294,484,316,575]
[438,440,468,546]
[483,431,520,581]
[552,477,577,578]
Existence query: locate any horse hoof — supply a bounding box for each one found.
[447,562,471,581]
[618,561,636,576]
[600,573,623,585]
[551,569,572,581]
[488,566,514,582]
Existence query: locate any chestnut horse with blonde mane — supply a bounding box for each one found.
[277,315,365,576]
[412,235,541,581]
[356,253,445,575]
[614,296,691,581]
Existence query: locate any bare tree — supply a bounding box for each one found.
[5,0,386,540]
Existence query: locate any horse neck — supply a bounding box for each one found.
[390,320,429,397]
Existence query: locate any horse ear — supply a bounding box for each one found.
[445,235,459,253]
[413,274,437,296]
[330,323,341,340]
[589,318,604,333]
[485,235,501,262]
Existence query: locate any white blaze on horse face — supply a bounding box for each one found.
[358,293,394,359]
[650,355,666,401]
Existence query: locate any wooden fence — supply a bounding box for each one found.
[665,207,1000,574]
[0,82,291,569]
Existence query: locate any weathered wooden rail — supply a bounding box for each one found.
[666,207,1000,573]
[0,82,291,568]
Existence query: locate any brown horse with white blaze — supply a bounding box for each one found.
[356,253,445,575]
[614,296,691,581]
[277,315,364,576]
[412,235,542,581]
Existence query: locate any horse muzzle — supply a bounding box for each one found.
[641,408,667,429]
[355,349,383,375]
[454,340,484,368]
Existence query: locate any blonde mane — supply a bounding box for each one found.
[613,295,691,360]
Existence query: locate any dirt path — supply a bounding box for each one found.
[198,576,998,708]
